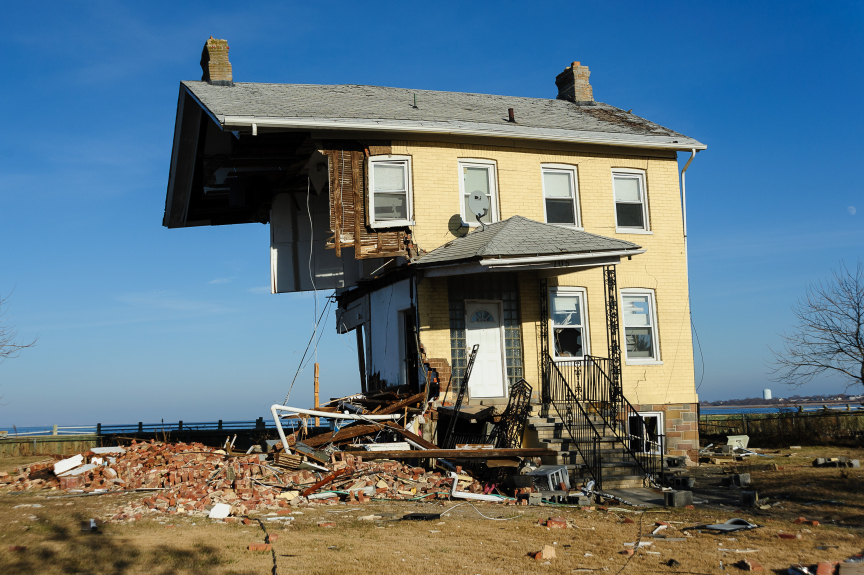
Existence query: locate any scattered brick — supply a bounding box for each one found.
[247,543,271,552]
[737,558,763,572]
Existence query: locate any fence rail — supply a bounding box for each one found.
[700,410,864,446]
[2,417,328,439]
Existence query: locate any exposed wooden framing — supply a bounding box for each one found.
[165,90,203,228]
[323,145,411,260]
[300,423,386,448]
[345,448,555,459]
[376,391,426,415]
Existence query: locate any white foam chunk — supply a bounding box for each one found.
[208,503,232,519]
[54,454,84,476]
[90,447,125,454]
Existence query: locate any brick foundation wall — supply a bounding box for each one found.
[632,402,699,459]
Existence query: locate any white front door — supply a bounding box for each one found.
[465,301,506,399]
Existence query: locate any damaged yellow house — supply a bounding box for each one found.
[164,38,706,488]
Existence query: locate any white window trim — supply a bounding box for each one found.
[458,159,499,227]
[611,168,651,234]
[541,163,583,230]
[368,155,414,228]
[620,287,662,365]
[549,286,590,361]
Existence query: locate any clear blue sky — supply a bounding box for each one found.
[1,2,862,426]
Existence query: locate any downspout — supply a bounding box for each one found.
[679,149,697,264]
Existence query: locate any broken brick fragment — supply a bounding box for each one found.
[736,558,763,572]
[247,543,271,552]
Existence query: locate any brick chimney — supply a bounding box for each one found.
[200,37,233,86]
[555,61,593,103]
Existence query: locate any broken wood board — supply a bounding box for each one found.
[348,448,555,460]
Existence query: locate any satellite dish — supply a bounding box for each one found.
[467,192,491,229]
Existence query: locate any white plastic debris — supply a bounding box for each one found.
[208,503,232,519]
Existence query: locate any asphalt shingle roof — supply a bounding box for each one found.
[183,81,704,150]
[415,216,642,266]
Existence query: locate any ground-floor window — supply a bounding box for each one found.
[448,273,523,393]
[620,288,661,363]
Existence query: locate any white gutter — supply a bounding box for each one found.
[679,149,697,262]
[269,404,400,454]
[219,115,707,152]
[478,249,646,267]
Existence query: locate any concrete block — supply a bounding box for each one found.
[740,491,759,508]
[664,490,693,507]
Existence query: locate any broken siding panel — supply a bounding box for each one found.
[323,146,413,260]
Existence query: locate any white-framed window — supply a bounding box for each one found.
[542,164,581,228]
[620,288,661,364]
[368,155,413,228]
[458,159,498,226]
[612,169,650,233]
[549,287,589,360]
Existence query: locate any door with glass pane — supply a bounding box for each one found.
[464,301,506,399]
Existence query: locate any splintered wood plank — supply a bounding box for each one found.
[351,448,555,460]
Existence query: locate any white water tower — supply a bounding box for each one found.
[763,389,772,400]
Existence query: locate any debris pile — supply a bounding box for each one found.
[0,438,495,519]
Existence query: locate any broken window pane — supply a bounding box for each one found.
[554,326,583,358]
[550,290,586,359]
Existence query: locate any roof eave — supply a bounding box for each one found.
[417,248,647,277]
[217,115,707,151]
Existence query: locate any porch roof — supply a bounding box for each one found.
[414,216,644,273]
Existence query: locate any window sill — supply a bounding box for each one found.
[546,224,584,231]
[370,220,415,229]
[615,228,653,235]
[625,359,664,366]
[552,356,588,362]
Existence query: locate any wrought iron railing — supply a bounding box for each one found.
[543,355,604,489]
[552,355,665,487]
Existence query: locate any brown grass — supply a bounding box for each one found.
[1,448,863,574]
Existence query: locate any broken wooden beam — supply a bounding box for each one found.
[300,423,385,448]
[376,391,426,415]
[344,448,555,460]
[301,468,347,497]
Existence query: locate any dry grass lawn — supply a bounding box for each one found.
[1,451,863,574]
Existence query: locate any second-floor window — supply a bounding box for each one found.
[542,165,581,227]
[459,160,498,226]
[612,169,649,232]
[369,155,413,227]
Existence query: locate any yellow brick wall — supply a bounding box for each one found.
[398,141,696,406]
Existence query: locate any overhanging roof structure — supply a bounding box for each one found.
[181,81,705,151]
